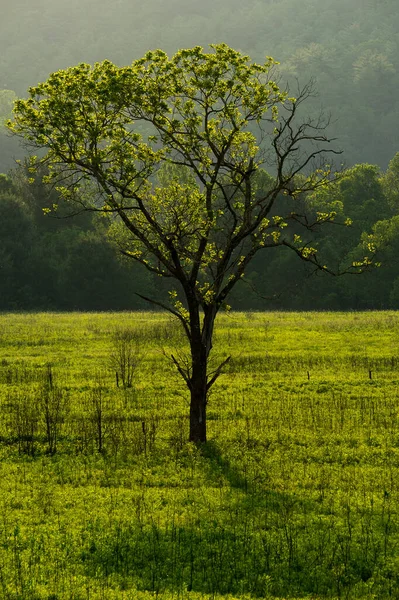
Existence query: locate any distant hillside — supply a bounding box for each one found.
[1,0,398,170]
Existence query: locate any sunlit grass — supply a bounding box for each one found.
[0,311,399,599]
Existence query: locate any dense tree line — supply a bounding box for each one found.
[0,168,156,310]
[2,155,399,312]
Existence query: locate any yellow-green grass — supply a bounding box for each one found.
[0,311,399,599]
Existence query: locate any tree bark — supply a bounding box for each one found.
[189,345,208,443]
[187,304,218,443]
[189,385,207,443]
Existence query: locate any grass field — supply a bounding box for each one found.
[1,311,399,599]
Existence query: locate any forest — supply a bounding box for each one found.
[2,157,399,312]
[1,0,399,311]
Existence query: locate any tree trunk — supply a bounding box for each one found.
[189,351,208,443]
[181,294,218,444]
[187,305,218,443]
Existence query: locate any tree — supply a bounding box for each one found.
[382,153,399,211]
[9,44,366,443]
[0,189,36,309]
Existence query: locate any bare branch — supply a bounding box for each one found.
[206,356,231,391]
[171,354,192,389]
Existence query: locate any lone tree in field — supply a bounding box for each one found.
[10,44,366,443]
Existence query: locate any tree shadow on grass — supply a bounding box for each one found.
[80,439,375,599]
[81,517,341,599]
[199,438,312,514]
[200,439,251,491]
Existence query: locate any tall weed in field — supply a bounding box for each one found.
[8,390,38,455]
[110,327,141,389]
[38,365,69,454]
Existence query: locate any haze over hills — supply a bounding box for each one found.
[1,0,398,170]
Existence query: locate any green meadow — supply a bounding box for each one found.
[1,311,399,599]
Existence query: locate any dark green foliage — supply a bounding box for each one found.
[3,153,399,311]
[0,167,156,311]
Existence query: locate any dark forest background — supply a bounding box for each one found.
[1,0,399,311]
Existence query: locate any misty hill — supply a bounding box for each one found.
[1,0,398,171]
